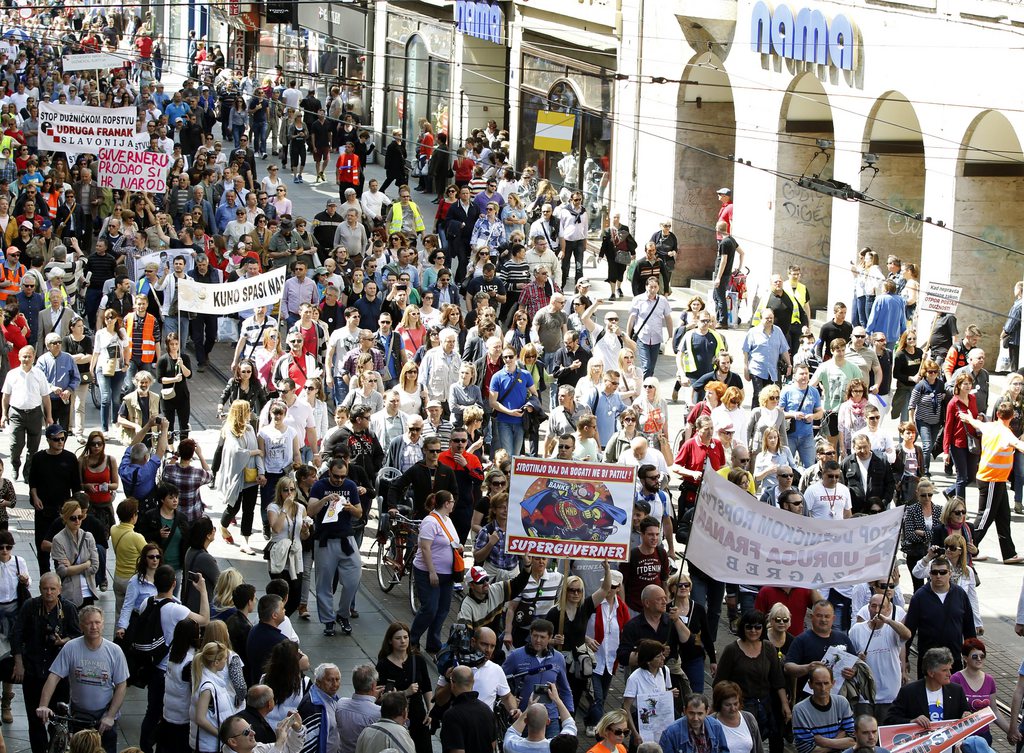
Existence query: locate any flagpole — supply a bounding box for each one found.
[858,519,904,658]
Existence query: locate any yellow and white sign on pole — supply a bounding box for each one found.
[533,110,576,152]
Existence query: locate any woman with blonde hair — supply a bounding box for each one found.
[397,361,426,416]
[747,385,787,455]
[212,568,244,614]
[398,305,428,354]
[753,427,798,499]
[216,401,265,546]
[634,378,673,465]
[587,710,630,753]
[267,477,308,615]
[69,729,102,753]
[712,386,749,449]
[51,501,99,606]
[190,642,241,753]
[200,620,247,706]
[617,348,642,406]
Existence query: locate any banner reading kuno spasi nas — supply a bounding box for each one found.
[177,267,286,315]
[685,465,904,588]
[38,103,143,154]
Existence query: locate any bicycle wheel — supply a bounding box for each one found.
[47,722,70,753]
[408,566,419,613]
[375,531,400,592]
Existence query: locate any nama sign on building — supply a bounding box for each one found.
[750,2,858,71]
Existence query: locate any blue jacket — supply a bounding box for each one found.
[659,717,730,753]
[865,292,907,345]
[502,645,574,718]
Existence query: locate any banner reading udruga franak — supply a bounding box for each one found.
[686,466,904,587]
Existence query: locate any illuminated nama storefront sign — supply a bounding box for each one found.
[751,1,857,71]
[456,0,504,45]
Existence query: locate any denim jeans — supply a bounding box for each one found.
[332,376,349,407]
[681,656,706,694]
[587,670,615,725]
[411,567,454,652]
[789,432,816,468]
[231,124,245,149]
[493,420,524,458]
[918,421,940,472]
[948,445,978,500]
[252,120,268,154]
[689,567,726,644]
[713,277,730,327]
[636,342,661,379]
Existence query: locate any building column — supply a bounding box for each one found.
[826,113,868,316]
[914,141,957,340]
[370,0,388,153]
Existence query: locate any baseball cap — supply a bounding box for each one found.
[716,187,732,196]
[609,570,624,586]
[577,278,590,287]
[19,220,32,230]
[426,399,442,409]
[327,199,337,206]
[469,566,490,584]
[39,219,52,231]
[45,423,66,438]
[313,266,328,276]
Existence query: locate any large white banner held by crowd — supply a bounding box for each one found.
[38,103,141,154]
[686,465,904,587]
[506,458,634,561]
[177,267,286,315]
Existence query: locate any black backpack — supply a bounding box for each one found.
[123,596,173,688]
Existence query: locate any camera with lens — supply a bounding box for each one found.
[436,623,484,675]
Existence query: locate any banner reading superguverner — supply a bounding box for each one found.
[506,458,635,561]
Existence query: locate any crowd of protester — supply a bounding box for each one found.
[0,6,1022,753]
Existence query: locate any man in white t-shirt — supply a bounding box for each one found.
[281,81,301,110]
[433,627,520,713]
[848,593,911,720]
[804,460,853,520]
[135,565,211,753]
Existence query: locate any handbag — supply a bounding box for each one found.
[614,248,632,266]
[161,386,176,400]
[14,558,29,607]
[431,512,465,582]
[966,429,981,455]
[785,388,810,434]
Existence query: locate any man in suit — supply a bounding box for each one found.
[35,287,72,352]
[885,647,969,727]
[444,185,480,283]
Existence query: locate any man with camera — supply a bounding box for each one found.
[11,572,81,753]
[431,626,520,720]
[502,619,574,737]
[118,415,170,508]
[503,682,577,753]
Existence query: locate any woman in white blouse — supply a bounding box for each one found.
[266,478,308,616]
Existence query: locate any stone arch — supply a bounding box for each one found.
[857,91,925,273]
[772,74,834,303]
[673,54,736,286]
[952,110,1024,359]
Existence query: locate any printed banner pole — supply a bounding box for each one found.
[858,519,904,658]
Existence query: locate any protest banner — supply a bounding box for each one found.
[178,267,286,315]
[506,458,634,561]
[97,148,171,192]
[636,690,674,744]
[920,281,963,314]
[62,52,124,71]
[136,250,195,276]
[38,103,140,154]
[685,466,904,587]
[879,707,994,753]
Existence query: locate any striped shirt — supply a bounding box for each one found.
[792,696,855,753]
[909,379,945,425]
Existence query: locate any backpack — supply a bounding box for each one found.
[123,596,172,688]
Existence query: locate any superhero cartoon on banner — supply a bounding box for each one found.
[507,458,635,561]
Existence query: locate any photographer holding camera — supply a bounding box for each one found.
[11,572,82,753]
[502,682,577,753]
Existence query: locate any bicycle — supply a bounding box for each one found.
[46,702,98,753]
[374,505,422,614]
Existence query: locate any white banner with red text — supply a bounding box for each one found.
[177,266,286,315]
[38,103,144,154]
[685,465,905,587]
[506,458,634,561]
[97,148,170,192]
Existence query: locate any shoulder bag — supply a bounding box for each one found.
[431,512,465,582]
[630,297,662,342]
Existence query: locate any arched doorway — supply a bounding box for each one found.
[857,93,925,272]
[952,110,1024,357]
[674,55,736,286]
[772,74,834,305]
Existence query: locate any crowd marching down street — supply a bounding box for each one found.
[1,6,1024,753]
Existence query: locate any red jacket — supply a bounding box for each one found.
[336,153,361,185]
